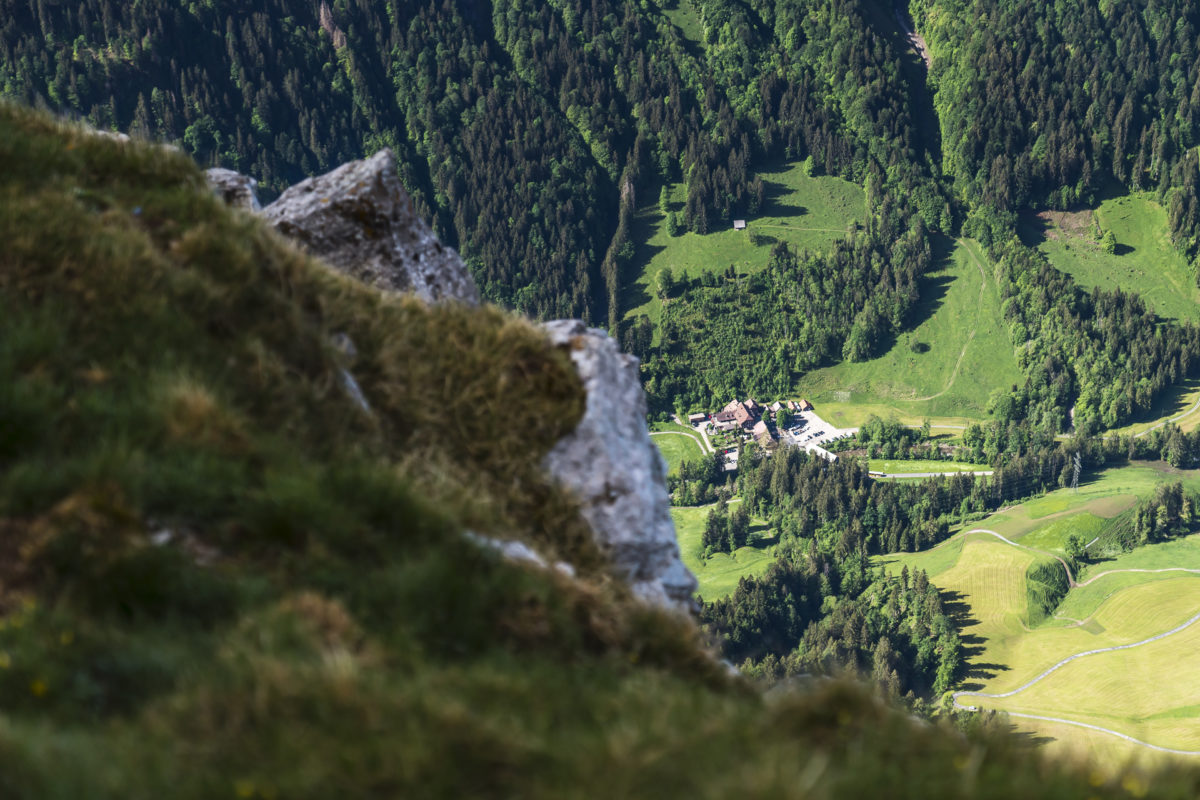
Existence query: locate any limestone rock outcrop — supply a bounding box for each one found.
[542,320,699,613]
[261,150,479,305]
[205,168,261,212]
[205,153,694,613]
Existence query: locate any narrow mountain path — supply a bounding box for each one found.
[1076,566,1200,587]
[955,608,1200,704]
[952,609,1200,756]
[669,415,717,453]
[1061,388,1200,443]
[1133,392,1200,438]
[992,712,1200,756]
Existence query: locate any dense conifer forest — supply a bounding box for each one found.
[11,0,1200,436]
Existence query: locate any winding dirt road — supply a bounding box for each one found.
[964,528,1078,585]
[952,608,1200,756]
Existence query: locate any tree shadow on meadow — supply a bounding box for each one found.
[760,176,809,219]
[1017,211,1051,249]
[1007,728,1057,749]
[901,232,958,331]
[940,588,1012,690]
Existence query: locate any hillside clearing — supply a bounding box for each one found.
[794,237,1021,424]
[622,165,864,335]
[1024,193,1200,325]
[672,504,776,599]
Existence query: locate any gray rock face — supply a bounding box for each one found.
[205,168,261,212]
[542,320,698,613]
[261,150,479,305]
[202,154,691,612]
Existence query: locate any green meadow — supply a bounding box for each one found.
[652,430,705,475]
[867,459,991,474]
[672,504,777,600]
[1027,193,1200,325]
[795,237,1022,427]
[661,0,705,50]
[623,163,865,334]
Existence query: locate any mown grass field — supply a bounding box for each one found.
[622,164,864,333]
[973,463,1191,539]
[1025,193,1200,324]
[1009,716,1183,774]
[1054,535,1200,623]
[876,535,966,580]
[672,504,777,600]
[878,464,1200,762]
[984,581,1200,753]
[794,237,1022,425]
[1017,513,1106,554]
[868,459,991,474]
[651,431,705,475]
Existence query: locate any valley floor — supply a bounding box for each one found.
[879,463,1200,765]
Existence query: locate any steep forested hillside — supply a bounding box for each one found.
[914,0,1200,259]
[0,0,941,329]
[7,0,1200,435]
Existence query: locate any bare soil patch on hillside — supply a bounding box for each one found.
[1037,209,1094,242]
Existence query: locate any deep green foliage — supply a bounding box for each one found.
[735,443,1083,555]
[917,0,1200,234]
[705,549,961,699]
[1131,481,1198,545]
[12,0,1200,446]
[0,0,941,327]
[700,498,751,555]
[668,451,729,506]
[830,415,953,462]
[1025,559,1071,626]
[0,0,611,320]
[643,224,930,410]
[985,238,1200,433]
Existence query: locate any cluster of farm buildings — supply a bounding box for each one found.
[688,398,815,453]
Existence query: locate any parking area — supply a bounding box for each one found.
[784,410,854,452]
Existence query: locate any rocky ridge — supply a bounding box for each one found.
[543,321,698,611]
[206,153,696,613]
[208,149,478,305]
